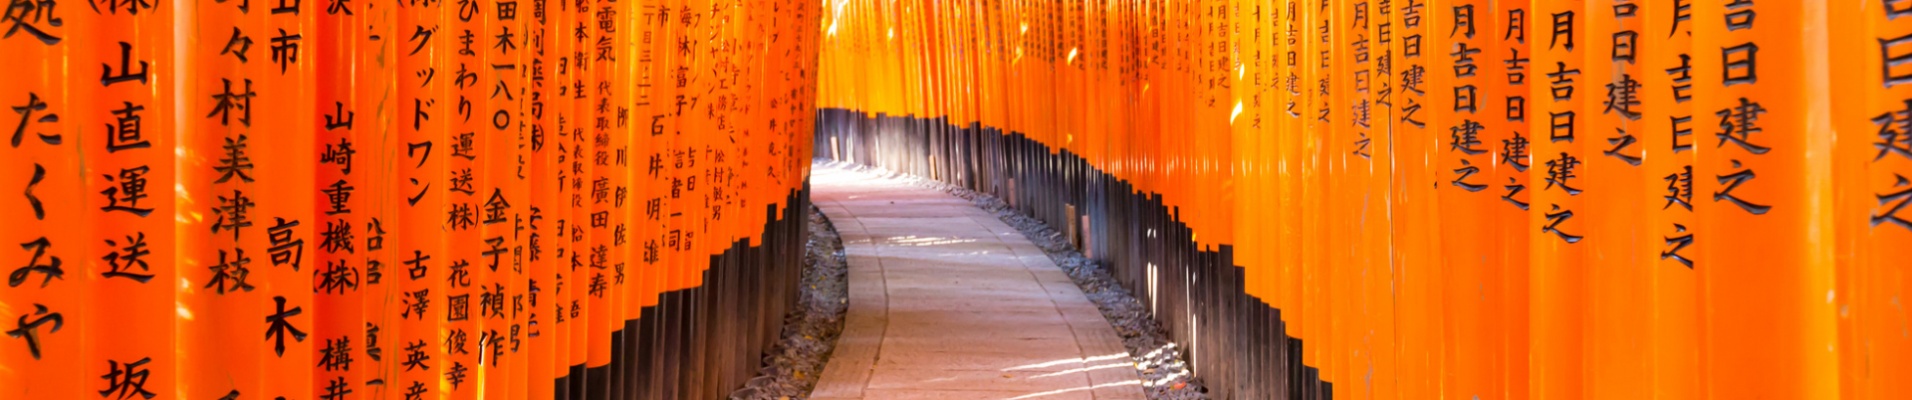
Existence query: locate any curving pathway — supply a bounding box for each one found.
[808,162,1147,400]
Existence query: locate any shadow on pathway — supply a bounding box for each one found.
[809,163,1146,400]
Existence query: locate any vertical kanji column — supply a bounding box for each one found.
[547,0,575,395]
[252,0,317,397]
[1391,0,1443,397]
[718,0,747,388]
[1643,0,1700,398]
[1488,2,1533,398]
[1301,0,1329,380]
[72,1,174,399]
[528,0,561,397]
[445,0,487,397]
[610,0,637,392]
[1693,0,1840,397]
[481,0,530,398]
[0,2,81,398]
[1362,0,1399,398]
[1240,0,1270,329]
[1333,0,1373,393]
[584,0,617,396]
[314,0,365,399]
[1529,0,1588,398]
[655,1,693,395]
[684,0,716,394]
[635,2,671,397]
[562,0,594,393]
[1278,0,1305,359]
[669,0,703,393]
[397,0,449,399]
[1582,2,1649,398]
[614,0,646,395]
[1432,1,1497,398]
[628,6,661,386]
[181,0,265,398]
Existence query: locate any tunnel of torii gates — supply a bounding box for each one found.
[1,0,1910,399]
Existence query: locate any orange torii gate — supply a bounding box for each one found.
[3,1,1910,399]
[816,1,1907,399]
[0,1,821,400]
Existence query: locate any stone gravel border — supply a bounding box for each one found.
[730,204,850,400]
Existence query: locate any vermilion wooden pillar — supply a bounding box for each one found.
[1527,0,1589,398]
[179,1,265,398]
[445,1,487,397]
[1692,1,1840,398]
[0,5,83,399]
[1643,0,1701,398]
[529,0,563,397]
[397,1,449,399]
[1833,2,1912,400]
[313,2,363,400]
[71,1,177,399]
[1490,2,1534,398]
[1583,2,1649,399]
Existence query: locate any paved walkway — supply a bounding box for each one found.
[809,163,1146,400]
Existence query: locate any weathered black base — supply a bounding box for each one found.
[548,186,810,400]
